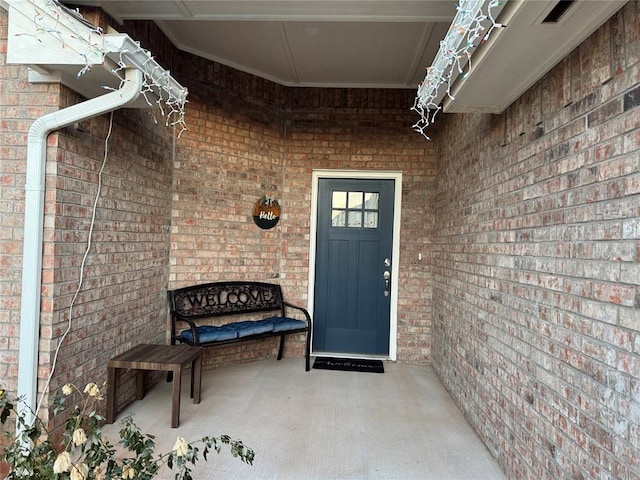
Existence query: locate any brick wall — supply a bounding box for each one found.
[163,48,293,366]
[285,89,437,363]
[0,10,40,472]
[0,9,59,399]
[431,2,640,479]
[175,76,436,365]
[169,81,436,366]
[119,20,438,366]
[45,102,174,434]
[0,7,175,435]
[3,3,635,477]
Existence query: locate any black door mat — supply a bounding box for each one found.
[312,356,384,373]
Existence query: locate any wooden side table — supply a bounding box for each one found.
[106,344,203,428]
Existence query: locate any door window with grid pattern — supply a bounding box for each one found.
[331,191,379,228]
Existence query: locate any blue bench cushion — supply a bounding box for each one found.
[271,317,307,332]
[179,317,306,344]
[179,324,239,343]
[235,319,276,338]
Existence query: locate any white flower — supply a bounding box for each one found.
[62,383,74,396]
[70,463,89,480]
[172,436,189,457]
[122,465,136,479]
[83,383,100,397]
[72,428,87,446]
[93,466,106,480]
[53,451,72,473]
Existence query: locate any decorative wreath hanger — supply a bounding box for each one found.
[252,195,281,229]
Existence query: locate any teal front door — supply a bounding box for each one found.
[312,178,395,356]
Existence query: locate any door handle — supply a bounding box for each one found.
[383,271,391,297]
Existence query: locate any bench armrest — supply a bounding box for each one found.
[282,301,312,327]
[171,314,200,345]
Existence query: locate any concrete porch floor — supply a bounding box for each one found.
[101,357,506,480]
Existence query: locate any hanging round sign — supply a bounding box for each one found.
[252,196,281,229]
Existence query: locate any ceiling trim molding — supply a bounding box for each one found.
[86,1,456,23]
[276,21,300,85]
[405,22,436,88]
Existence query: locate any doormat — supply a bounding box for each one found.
[312,357,384,373]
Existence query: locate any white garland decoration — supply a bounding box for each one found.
[17,0,189,137]
[412,0,505,140]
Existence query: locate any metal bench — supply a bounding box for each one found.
[168,281,312,371]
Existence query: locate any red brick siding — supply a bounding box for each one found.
[432,3,640,479]
[0,7,175,434]
[118,19,438,366]
[46,103,174,433]
[0,9,60,399]
[1,4,636,478]
[285,91,437,363]
[169,85,290,367]
[170,83,436,367]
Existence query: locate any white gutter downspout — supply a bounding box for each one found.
[18,68,143,421]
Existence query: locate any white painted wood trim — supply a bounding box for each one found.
[307,169,402,361]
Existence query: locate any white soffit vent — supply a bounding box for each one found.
[444,0,627,114]
[541,0,576,24]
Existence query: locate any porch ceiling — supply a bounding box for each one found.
[67,1,625,113]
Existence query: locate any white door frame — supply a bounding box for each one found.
[307,169,402,360]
